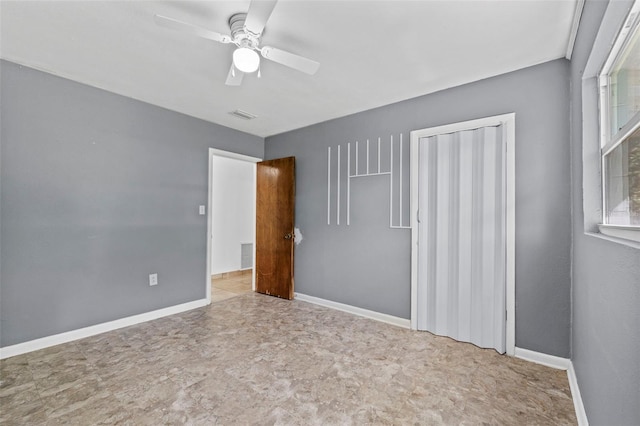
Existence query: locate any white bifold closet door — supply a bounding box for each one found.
[416,125,506,353]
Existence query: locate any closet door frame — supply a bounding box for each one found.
[409,113,516,356]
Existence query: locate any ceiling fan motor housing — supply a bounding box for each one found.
[229,12,261,47]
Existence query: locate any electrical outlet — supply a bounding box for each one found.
[149,273,158,286]
[199,205,206,215]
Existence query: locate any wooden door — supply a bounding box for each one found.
[255,157,295,299]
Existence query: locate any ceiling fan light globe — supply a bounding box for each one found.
[233,47,260,73]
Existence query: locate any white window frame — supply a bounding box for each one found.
[598,0,640,243]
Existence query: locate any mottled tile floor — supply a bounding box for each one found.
[1,293,576,425]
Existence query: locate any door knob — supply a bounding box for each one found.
[284,233,292,240]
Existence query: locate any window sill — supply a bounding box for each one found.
[596,224,640,247]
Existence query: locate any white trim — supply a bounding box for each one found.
[251,163,257,292]
[598,0,640,78]
[514,347,571,370]
[505,115,516,356]
[568,362,590,426]
[598,224,640,243]
[337,145,341,225]
[399,133,403,226]
[602,112,640,155]
[350,172,391,178]
[207,151,214,303]
[515,348,588,425]
[207,148,261,299]
[327,146,331,225]
[390,135,394,227]
[410,130,420,331]
[342,135,409,229]
[294,293,410,329]
[566,0,586,60]
[208,148,262,164]
[347,143,351,225]
[410,113,516,356]
[0,299,209,359]
[409,114,514,140]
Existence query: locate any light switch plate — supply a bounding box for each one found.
[199,205,206,215]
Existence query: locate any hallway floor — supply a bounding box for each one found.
[0,293,577,424]
[211,269,252,302]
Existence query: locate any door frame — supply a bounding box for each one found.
[206,148,262,303]
[409,113,516,356]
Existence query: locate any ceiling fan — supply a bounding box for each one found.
[154,0,320,86]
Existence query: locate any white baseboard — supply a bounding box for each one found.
[0,298,210,359]
[514,347,571,370]
[567,362,589,426]
[514,347,588,426]
[294,293,410,329]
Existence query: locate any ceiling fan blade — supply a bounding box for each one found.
[244,0,278,35]
[261,46,320,75]
[154,14,231,44]
[225,64,244,86]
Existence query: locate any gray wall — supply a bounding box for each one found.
[0,60,263,347]
[570,1,640,424]
[266,59,572,357]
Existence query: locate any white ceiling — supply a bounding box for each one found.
[1,1,580,138]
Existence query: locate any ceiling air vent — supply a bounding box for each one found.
[229,109,257,120]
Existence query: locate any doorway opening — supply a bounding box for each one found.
[206,148,261,304]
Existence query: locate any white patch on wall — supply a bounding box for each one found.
[327,134,410,229]
[294,227,303,245]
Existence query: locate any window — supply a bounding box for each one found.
[599,2,640,242]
